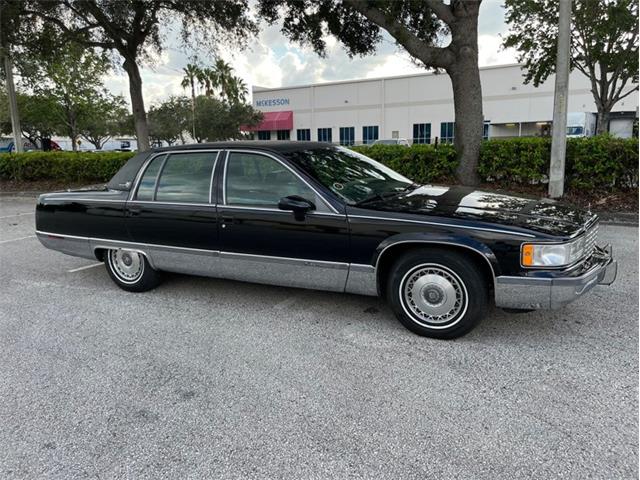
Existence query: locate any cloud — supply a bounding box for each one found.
[105,3,517,106]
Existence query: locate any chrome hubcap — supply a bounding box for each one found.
[109,249,143,283]
[402,264,467,325]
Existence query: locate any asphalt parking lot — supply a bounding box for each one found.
[0,195,637,479]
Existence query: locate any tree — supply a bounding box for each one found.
[258,0,484,185]
[0,90,60,148]
[80,94,129,149]
[193,95,262,142]
[181,63,200,140]
[23,0,258,151]
[148,96,191,146]
[504,0,639,134]
[18,42,113,151]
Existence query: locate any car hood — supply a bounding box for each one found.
[363,185,596,237]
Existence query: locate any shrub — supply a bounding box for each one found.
[353,136,638,193]
[0,151,135,183]
[351,144,458,184]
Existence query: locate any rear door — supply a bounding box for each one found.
[124,150,220,273]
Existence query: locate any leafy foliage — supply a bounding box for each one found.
[503,0,639,132]
[258,0,485,185]
[148,96,191,146]
[193,96,262,142]
[0,151,134,182]
[353,137,638,193]
[19,0,258,150]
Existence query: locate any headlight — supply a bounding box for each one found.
[521,237,586,267]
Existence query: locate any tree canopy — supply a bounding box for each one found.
[258,0,484,185]
[20,0,258,150]
[504,0,639,133]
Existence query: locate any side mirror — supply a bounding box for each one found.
[278,195,315,221]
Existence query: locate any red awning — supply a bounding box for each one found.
[242,111,293,131]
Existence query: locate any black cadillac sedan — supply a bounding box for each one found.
[35,142,617,339]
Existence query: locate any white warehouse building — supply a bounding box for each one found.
[247,64,638,145]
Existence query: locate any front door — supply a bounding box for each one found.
[125,150,220,275]
[217,150,350,292]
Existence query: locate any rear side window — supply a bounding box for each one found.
[135,152,218,203]
[135,154,166,201]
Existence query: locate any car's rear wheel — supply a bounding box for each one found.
[387,249,489,339]
[104,248,161,292]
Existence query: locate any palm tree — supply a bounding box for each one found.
[181,63,201,141]
[228,76,248,104]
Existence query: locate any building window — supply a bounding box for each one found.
[362,125,379,144]
[483,121,490,140]
[412,123,431,144]
[440,122,455,143]
[276,129,290,140]
[339,127,355,146]
[296,129,311,141]
[317,128,332,143]
[257,131,270,141]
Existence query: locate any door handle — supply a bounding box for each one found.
[127,207,142,217]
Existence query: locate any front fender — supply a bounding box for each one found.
[372,232,501,277]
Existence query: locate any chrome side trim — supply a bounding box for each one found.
[38,198,126,203]
[222,149,339,214]
[349,214,536,238]
[220,205,345,218]
[220,250,349,270]
[35,230,355,293]
[345,264,377,296]
[35,231,95,260]
[126,201,217,208]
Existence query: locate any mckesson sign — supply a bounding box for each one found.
[255,98,290,107]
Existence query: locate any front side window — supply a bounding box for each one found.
[150,152,217,203]
[362,125,379,144]
[225,152,326,209]
[284,147,413,205]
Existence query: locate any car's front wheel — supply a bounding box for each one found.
[104,248,161,292]
[387,249,489,339]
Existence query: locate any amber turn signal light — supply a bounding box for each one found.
[521,244,534,266]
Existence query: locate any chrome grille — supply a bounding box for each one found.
[584,223,598,256]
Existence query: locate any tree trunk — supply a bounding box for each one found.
[448,5,483,187]
[2,52,23,153]
[596,106,610,135]
[448,56,483,186]
[123,56,150,151]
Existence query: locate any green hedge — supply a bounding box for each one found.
[353,136,638,192]
[0,137,637,193]
[0,151,135,183]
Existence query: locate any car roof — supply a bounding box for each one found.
[152,141,334,154]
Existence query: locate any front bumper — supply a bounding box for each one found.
[495,245,617,310]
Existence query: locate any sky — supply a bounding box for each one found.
[104,0,518,106]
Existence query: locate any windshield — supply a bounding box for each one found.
[283,146,414,204]
[373,139,397,145]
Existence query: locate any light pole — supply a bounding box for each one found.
[548,0,572,198]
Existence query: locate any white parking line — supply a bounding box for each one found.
[67,263,103,273]
[0,235,36,244]
[0,212,33,219]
